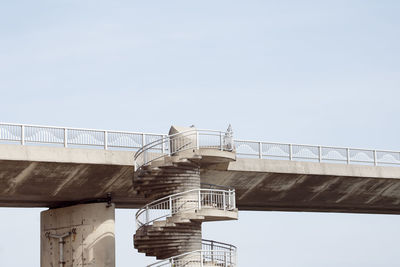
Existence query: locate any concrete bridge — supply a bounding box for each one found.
[1,122,400,266]
[1,122,400,214]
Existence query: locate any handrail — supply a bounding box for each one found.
[2,122,400,166]
[133,128,234,171]
[147,250,236,267]
[234,139,400,166]
[202,239,237,251]
[0,122,166,150]
[147,240,237,267]
[134,128,228,155]
[135,188,236,230]
[134,128,196,156]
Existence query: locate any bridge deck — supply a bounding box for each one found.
[1,144,400,214]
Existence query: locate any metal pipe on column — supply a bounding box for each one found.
[46,230,74,267]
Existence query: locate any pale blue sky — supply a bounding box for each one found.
[1,1,400,266]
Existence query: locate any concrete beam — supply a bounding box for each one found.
[202,159,400,214]
[0,143,133,165]
[1,144,400,214]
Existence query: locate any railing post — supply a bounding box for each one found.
[167,135,172,156]
[21,125,25,145]
[232,190,236,209]
[228,190,232,209]
[211,241,214,262]
[64,128,68,148]
[259,142,262,159]
[196,131,200,149]
[169,197,173,214]
[224,251,227,267]
[223,192,226,211]
[374,150,377,166]
[347,148,350,164]
[142,134,147,163]
[162,135,165,154]
[289,144,293,160]
[220,132,223,151]
[104,131,108,150]
[198,190,201,210]
[171,136,175,155]
[318,146,322,162]
[200,251,204,267]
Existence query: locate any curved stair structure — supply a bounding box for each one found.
[133,126,238,266]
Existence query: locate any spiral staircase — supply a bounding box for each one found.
[133,126,238,267]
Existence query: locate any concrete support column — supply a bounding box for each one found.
[41,203,115,267]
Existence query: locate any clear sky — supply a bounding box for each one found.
[0,1,400,266]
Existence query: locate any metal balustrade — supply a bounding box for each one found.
[147,240,237,267]
[2,122,400,167]
[136,189,236,229]
[134,128,234,171]
[235,140,400,166]
[0,122,164,150]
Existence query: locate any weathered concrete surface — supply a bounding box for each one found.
[0,144,142,208]
[201,159,400,214]
[2,144,400,214]
[41,202,115,267]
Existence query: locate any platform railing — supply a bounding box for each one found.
[134,128,234,170]
[0,122,165,150]
[235,139,400,166]
[136,189,236,230]
[147,240,237,267]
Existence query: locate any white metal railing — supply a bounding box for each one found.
[0,122,165,150]
[136,189,236,230]
[2,122,400,167]
[133,128,234,170]
[147,240,237,267]
[235,139,400,166]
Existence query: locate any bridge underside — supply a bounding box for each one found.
[202,159,400,214]
[0,159,144,208]
[203,171,400,214]
[1,144,400,214]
